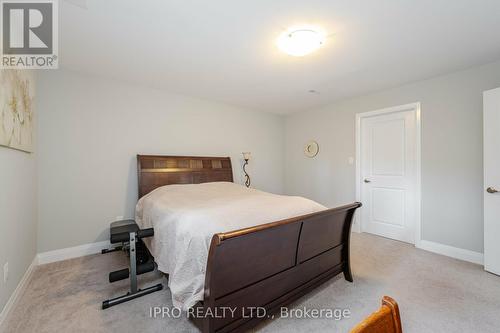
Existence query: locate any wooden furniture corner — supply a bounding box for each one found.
[350,296,402,333]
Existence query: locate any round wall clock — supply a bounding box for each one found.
[304,140,319,158]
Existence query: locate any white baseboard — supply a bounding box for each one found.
[37,240,111,265]
[25,238,488,268]
[417,240,484,265]
[0,235,483,331]
[0,256,38,331]
[0,241,110,330]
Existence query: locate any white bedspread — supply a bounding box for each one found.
[135,182,326,310]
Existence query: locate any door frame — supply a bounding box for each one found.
[354,102,422,246]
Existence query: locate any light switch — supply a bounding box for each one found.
[3,262,8,283]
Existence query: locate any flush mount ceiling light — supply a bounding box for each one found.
[277,26,326,57]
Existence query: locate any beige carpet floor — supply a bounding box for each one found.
[2,233,500,333]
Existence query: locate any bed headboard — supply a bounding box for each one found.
[137,155,234,198]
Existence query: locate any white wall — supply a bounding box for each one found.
[34,60,500,255]
[0,72,37,313]
[0,148,37,313]
[285,60,500,254]
[37,69,285,252]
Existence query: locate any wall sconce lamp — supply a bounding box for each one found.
[242,152,251,188]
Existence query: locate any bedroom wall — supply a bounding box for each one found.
[285,60,500,254]
[0,71,37,315]
[0,148,37,316]
[36,69,285,253]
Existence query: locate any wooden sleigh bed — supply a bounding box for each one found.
[137,155,361,333]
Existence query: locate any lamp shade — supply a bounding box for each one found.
[242,152,251,161]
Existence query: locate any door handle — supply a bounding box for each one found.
[364,179,371,183]
[487,187,499,194]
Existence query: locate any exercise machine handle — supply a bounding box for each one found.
[109,261,155,283]
[137,228,154,239]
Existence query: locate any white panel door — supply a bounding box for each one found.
[360,107,418,244]
[484,88,500,275]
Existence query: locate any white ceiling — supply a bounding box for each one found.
[60,0,500,114]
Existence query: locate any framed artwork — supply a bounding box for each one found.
[0,70,35,153]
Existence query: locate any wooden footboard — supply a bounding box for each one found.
[193,202,362,333]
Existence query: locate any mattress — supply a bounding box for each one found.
[135,182,326,310]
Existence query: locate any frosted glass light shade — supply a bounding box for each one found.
[277,26,325,57]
